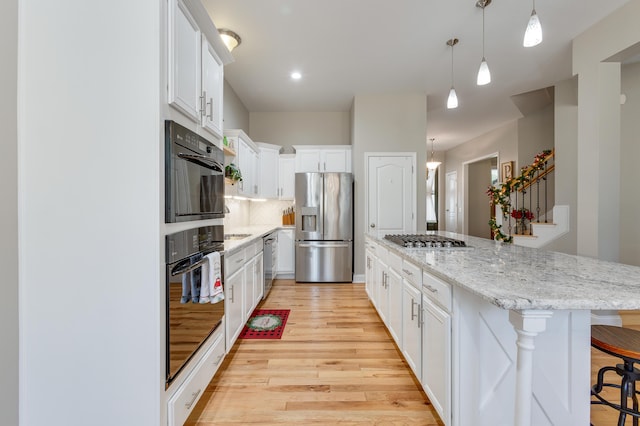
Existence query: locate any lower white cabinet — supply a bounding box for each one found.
[402,280,422,379]
[421,295,451,425]
[225,242,265,352]
[224,264,244,351]
[167,326,225,426]
[276,228,294,277]
[377,257,390,324]
[253,252,264,302]
[386,267,403,346]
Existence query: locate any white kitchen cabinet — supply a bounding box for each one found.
[225,248,246,351]
[293,145,352,173]
[166,326,225,426]
[168,0,201,122]
[401,260,422,380]
[244,255,255,321]
[422,295,451,425]
[253,252,264,304]
[256,142,281,199]
[167,0,226,139]
[364,240,379,306]
[377,257,390,325]
[226,130,260,198]
[387,266,403,347]
[276,228,294,277]
[200,36,223,138]
[278,154,295,199]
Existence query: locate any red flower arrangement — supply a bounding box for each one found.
[511,208,534,221]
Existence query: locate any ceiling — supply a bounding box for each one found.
[203,0,630,150]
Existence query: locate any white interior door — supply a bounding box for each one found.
[367,155,415,237]
[445,171,458,233]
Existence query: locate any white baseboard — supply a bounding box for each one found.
[352,274,365,283]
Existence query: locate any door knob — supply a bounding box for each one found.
[370,223,376,228]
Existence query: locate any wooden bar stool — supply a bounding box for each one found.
[591,325,640,426]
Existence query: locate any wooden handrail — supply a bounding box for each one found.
[521,164,555,191]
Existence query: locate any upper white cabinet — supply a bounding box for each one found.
[167,0,231,140]
[278,154,295,200]
[293,145,352,173]
[168,0,201,121]
[200,36,223,137]
[256,142,281,199]
[225,130,259,197]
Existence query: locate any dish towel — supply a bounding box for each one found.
[199,252,224,304]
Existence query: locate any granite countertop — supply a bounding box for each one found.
[368,232,640,311]
[223,225,291,253]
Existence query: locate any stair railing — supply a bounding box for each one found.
[487,149,554,242]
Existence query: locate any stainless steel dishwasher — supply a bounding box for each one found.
[263,233,277,299]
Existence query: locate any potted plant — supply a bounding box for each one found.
[225,163,242,185]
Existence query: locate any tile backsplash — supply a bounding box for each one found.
[224,199,294,230]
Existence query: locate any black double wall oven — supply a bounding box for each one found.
[164,121,225,386]
[165,120,225,223]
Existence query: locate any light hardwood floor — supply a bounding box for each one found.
[186,280,444,425]
[186,279,640,425]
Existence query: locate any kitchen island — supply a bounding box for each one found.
[365,232,640,426]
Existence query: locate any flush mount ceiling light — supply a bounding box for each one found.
[426,138,442,170]
[446,38,459,109]
[290,71,302,80]
[523,0,543,47]
[476,0,491,86]
[219,29,242,52]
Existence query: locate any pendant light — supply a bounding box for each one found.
[426,138,441,170]
[446,38,459,109]
[476,0,491,86]
[523,0,542,47]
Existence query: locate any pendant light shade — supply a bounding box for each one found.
[426,138,441,170]
[446,38,459,110]
[523,1,542,47]
[447,87,458,109]
[477,58,491,85]
[476,0,491,86]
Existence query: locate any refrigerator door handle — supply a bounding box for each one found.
[297,242,350,248]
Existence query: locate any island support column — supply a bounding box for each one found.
[508,310,553,426]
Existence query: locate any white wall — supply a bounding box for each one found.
[571,0,640,261]
[620,62,640,266]
[445,122,518,233]
[0,0,19,424]
[19,1,161,424]
[223,79,250,133]
[352,93,427,277]
[546,77,578,255]
[250,111,350,152]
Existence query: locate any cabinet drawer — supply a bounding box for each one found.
[167,326,225,426]
[387,251,402,273]
[401,260,422,288]
[254,239,263,254]
[225,248,246,277]
[422,272,452,312]
[365,239,378,253]
[245,241,256,259]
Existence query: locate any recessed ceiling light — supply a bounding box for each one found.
[291,71,302,80]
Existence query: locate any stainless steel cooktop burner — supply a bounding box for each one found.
[384,234,467,248]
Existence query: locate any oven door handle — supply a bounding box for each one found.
[177,152,224,173]
[171,256,209,276]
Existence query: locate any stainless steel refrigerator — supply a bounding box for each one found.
[295,172,353,282]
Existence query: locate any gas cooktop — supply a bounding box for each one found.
[384,234,468,248]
